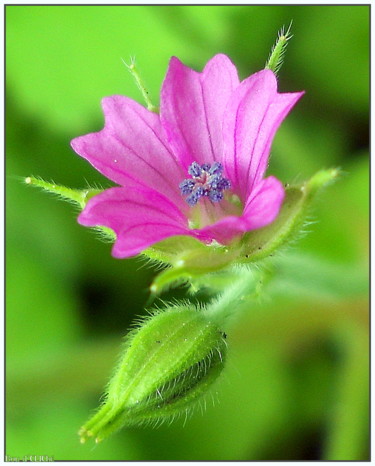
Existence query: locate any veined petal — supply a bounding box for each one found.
[71,96,186,210]
[160,54,240,170]
[78,186,189,258]
[242,175,285,227]
[112,223,191,259]
[195,176,284,244]
[72,54,304,260]
[223,69,303,201]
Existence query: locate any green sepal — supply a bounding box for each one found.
[265,22,293,76]
[149,169,339,294]
[149,242,239,294]
[24,176,102,209]
[238,168,340,262]
[142,235,206,264]
[79,305,227,443]
[24,176,116,241]
[26,168,338,293]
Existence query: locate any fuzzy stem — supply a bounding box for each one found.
[203,268,260,327]
[25,176,88,208]
[123,58,159,113]
[265,22,293,76]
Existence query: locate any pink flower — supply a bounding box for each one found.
[71,54,304,258]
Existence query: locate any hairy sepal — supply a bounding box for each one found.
[149,169,339,293]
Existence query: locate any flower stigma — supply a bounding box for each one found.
[179,162,231,206]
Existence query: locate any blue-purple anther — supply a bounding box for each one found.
[179,161,231,206]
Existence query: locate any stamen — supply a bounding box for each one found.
[179,161,231,206]
[179,179,195,195]
[216,178,231,190]
[208,190,224,202]
[186,186,204,206]
[209,162,223,175]
[188,162,202,178]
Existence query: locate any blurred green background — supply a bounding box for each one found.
[6,5,369,461]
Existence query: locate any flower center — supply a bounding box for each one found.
[179,162,231,206]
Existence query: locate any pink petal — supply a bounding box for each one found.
[112,224,190,258]
[242,175,285,227]
[71,96,186,210]
[160,54,240,170]
[223,69,304,201]
[78,186,189,258]
[195,176,284,244]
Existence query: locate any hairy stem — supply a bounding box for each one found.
[123,57,159,112]
[265,22,293,76]
[203,268,261,327]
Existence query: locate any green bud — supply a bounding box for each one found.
[79,305,227,443]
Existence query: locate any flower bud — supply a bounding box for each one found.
[79,305,227,443]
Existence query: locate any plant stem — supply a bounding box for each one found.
[323,323,369,460]
[25,176,87,208]
[265,22,293,76]
[203,267,261,327]
[123,58,158,112]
